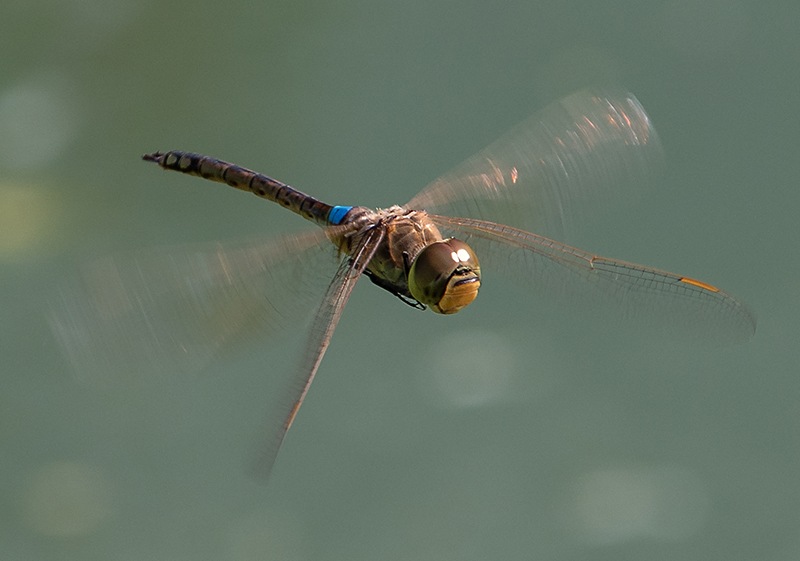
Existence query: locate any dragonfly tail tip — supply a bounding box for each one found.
[142,152,164,163]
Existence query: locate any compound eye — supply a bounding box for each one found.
[408,239,481,314]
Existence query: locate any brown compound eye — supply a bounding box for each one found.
[408,239,481,314]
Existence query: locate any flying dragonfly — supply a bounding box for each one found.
[51,88,756,474]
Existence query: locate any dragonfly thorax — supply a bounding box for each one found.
[336,206,481,314]
[408,238,481,314]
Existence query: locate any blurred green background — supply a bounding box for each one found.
[2,0,798,559]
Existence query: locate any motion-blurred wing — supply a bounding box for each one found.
[49,227,347,386]
[407,87,663,240]
[430,214,756,345]
[254,227,385,476]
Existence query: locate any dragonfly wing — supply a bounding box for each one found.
[254,226,385,477]
[406,87,663,240]
[49,226,353,385]
[429,214,756,345]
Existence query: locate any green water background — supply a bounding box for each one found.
[2,1,798,559]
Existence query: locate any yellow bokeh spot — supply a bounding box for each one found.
[23,461,113,538]
[0,183,56,260]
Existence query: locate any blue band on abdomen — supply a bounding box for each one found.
[328,205,353,225]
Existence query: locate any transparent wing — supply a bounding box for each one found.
[254,227,385,477]
[406,87,663,240]
[49,226,350,386]
[430,214,756,345]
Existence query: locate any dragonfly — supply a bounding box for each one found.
[51,88,756,475]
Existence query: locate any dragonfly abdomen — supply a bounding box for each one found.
[143,151,336,226]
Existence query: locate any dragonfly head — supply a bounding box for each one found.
[408,239,481,314]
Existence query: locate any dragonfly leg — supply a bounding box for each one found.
[362,269,426,310]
